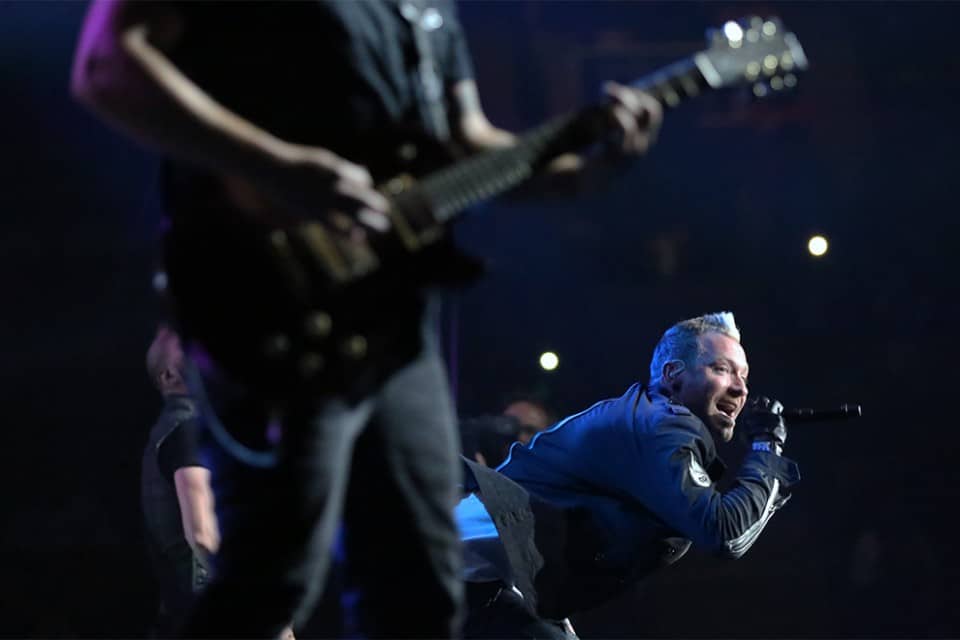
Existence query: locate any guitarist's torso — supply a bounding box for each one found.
[162,0,476,399]
[164,0,469,149]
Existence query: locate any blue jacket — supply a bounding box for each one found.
[464,383,800,619]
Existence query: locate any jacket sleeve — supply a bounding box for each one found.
[627,417,800,558]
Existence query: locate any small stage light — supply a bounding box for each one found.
[539,351,559,371]
[807,235,828,257]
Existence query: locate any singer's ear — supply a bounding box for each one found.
[663,360,685,382]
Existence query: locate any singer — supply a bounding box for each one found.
[457,312,801,638]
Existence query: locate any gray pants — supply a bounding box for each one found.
[182,330,463,638]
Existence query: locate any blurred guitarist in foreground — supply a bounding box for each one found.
[71,2,662,636]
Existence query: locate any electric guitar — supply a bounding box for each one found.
[164,16,807,396]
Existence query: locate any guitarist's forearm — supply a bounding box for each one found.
[71,2,304,190]
[457,126,625,203]
[451,83,639,203]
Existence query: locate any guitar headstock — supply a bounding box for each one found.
[696,16,808,97]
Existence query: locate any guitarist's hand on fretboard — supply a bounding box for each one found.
[602,83,664,156]
[499,84,664,200]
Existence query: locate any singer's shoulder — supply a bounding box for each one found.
[665,399,692,417]
[638,386,694,418]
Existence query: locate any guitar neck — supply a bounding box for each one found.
[632,55,712,107]
[414,56,709,223]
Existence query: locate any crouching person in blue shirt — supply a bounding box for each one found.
[456,311,800,638]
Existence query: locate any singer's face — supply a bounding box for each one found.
[674,332,749,442]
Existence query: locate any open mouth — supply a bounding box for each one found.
[716,402,738,421]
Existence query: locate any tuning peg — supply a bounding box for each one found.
[749,16,764,30]
[745,61,761,81]
[761,20,778,38]
[780,52,795,72]
[762,54,779,76]
[783,73,798,88]
[752,82,769,98]
[722,20,744,48]
[770,76,785,91]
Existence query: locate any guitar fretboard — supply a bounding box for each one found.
[413,57,709,223]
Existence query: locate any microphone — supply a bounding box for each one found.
[782,404,862,423]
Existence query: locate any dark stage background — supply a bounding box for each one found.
[2,1,958,637]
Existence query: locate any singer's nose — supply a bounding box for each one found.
[730,376,747,397]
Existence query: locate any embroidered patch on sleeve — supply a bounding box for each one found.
[688,453,712,488]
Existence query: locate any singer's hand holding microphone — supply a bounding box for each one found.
[740,396,788,455]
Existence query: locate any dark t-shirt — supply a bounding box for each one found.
[142,394,203,551]
[167,0,474,164]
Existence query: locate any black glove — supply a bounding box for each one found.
[740,396,787,447]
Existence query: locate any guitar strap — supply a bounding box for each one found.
[396,0,451,142]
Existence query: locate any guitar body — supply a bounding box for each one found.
[164,130,484,399]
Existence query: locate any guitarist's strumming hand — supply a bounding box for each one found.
[264,142,393,237]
